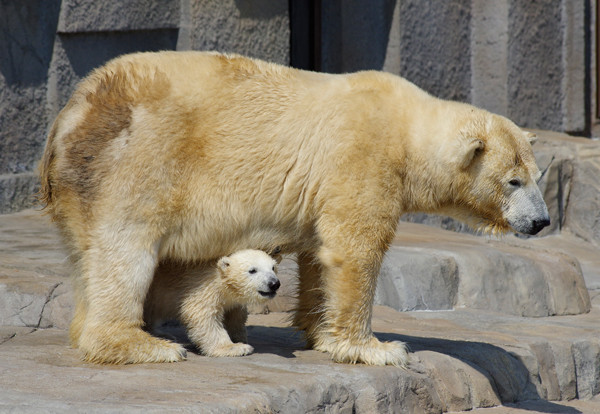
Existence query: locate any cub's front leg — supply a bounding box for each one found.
[180,290,253,357]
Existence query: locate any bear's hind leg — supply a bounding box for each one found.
[77,236,187,364]
[69,291,87,348]
[293,251,325,348]
[223,305,249,343]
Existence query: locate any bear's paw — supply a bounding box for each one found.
[79,326,187,364]
[315,336,409,367]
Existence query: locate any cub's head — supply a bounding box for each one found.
[441,111,550,235]
[217,249,280,303]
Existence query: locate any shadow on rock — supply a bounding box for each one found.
[375,332,583,414]
[150,322,304,359]
[504,399,583,414]
[247,325,305,359]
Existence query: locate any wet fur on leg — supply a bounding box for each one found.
[78,323,187,364]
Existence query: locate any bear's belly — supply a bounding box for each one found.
[158,221,316,262]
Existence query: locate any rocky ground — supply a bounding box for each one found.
[1,130,599,413]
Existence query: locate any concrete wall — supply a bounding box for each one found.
[0,0,591,213]
[0,0,289,213]
[321,0,590,132]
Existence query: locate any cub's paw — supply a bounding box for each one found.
[205,343,254,357]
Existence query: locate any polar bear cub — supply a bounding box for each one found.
[145,249,280,357]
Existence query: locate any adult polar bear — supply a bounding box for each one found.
[39,51,550,365]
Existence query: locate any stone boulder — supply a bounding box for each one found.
[376,223,591,317]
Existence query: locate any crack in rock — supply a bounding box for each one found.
[0,333,17,346]
[34,282,62,329]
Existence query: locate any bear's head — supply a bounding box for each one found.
[438,111,550,236]
[217,249,280,303]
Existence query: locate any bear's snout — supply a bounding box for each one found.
[504,183,551,235]
[529,217,551,235]
[268,278,281,293]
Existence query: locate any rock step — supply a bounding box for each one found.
[1,210,599,411]
[0,303,599,413]
[0,210,72,330]
[377,222,591,317]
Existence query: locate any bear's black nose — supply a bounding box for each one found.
[530,217,551,235]
[268,279,281,292]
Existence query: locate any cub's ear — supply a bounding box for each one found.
[217,256,231,272]
[269,246,283,264]
[524,131,537,145]
[460,139,485,169]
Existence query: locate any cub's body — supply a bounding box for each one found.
[145,249,280,357]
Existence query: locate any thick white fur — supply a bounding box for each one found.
[39,51,549,365]
[145,249,279,357]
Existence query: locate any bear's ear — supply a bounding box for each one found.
[460,139,485,169]
[524,131,537,145]
[217,257,231,272]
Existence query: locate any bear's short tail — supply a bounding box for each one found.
[37,122,58,209]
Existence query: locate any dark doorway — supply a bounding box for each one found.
[289,0,322,71]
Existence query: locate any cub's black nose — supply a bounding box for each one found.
[269,279,281,292]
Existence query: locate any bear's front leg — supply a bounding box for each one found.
[314,247,407,366]
[77,235,187,364]
[305,213,408,367]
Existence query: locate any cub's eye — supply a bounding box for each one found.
[249,268,257,274]
[508,179,522,187]
[272,265,276,271]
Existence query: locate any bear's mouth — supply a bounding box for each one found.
[258,291,277,299]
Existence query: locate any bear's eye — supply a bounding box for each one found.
[508,178,522,187]
[249,268,257,274]
[272,265,276,271]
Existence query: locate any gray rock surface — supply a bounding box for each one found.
[0,172,39,214]
[0,205,599,412]
[0,303,598,413]
[377,224,591,317]
[533,131,600,244]
[188,0,290,65]
[456,397,600,414]
[378,246,459,311]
